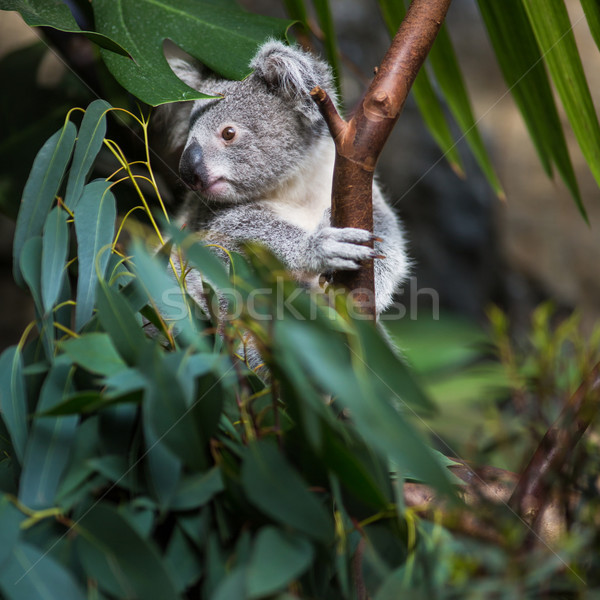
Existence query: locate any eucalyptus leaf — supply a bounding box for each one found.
[19,363,78,510]
[13,121,76,286]
[0,347,28,465]
[41,207,69,313]
[0,495,24,569]
[247,527,314,598]
[60,333,127,376]
[74,180,116,330]
[76,503,180,600]
[65,100,111,210]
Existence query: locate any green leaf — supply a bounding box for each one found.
[311,0,342,102]
[140,346,209,470]
[523,0,600,198]
[76,503,180,600]
[60,333,127,376]
[41,207,69,313]
[19,236,43,315]
[0,347,28,464]
[477,0,583,217]
[13,121,76,286]
[212,568,247,600]
[377,0,464,174]
[0,495,25,568]
[37,391,106,416]
[241,440,333,543]
[92,0,293,106]
[248,527,314,598]
[74,180,116,330]
[65,100,111,210]
[0,542,86,600]
[582,0,600,53]
[96,279,146,364]
[171,467,224,510]
[428,25,504,197]
[0,0,129,56]
[164,526,203,592]
[19,362,77,510]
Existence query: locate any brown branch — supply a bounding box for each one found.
[508,362,600,537]
[312,0,452,316]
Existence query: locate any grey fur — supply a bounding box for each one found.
[163,40,409,317]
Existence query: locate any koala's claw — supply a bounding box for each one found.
[306,226,379,273]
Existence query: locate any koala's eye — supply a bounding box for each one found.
[221,126,236,141]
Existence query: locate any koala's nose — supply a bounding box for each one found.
[180,143,208,190]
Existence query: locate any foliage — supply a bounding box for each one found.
[3,0,600,211]
[0,102,460,599]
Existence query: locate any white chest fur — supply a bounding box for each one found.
[258,137,335,232]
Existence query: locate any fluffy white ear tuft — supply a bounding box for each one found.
[251,40,336,122]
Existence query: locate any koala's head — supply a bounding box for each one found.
[168,40,336,203]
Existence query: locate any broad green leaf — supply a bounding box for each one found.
[0,0,129,56]
[65,100,111,210]
[19,236,43,315]
[41,207,69,313]
[74,180,116,330]
[60,332,127,376]
[13,121,76,285]
[37,391,106,416]
[164,526,203,592]
[582,0,600,53]
[212,568,247,600]
[92,0,293,106]
[241,440,333,543]
[19,363,78,509]
[247,527,314,598]
[171,467,224,510]
[523,0,600,196]
[96,279,146,364]
[477,0,583,217]
[76,503,180,600]
[0,347,28,464]
[428,25,504,197]
[0,542,86,600]
[377,0,464,174]
[0,495,24,568]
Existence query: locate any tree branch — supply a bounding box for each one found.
[312,0,452,316]
[508,362,600,537]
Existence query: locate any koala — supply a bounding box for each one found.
[161,40,409,321]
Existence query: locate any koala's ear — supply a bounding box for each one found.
[167,56,206,91]
[250,40,336,123]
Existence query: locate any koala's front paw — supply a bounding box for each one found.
[306,227,379,272]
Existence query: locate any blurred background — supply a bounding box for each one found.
[1,0,599,466]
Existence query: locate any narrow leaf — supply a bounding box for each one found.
[96,280,146,364]
[582,0,600,53]
[65,100,111,210]
[248,527,314,598]
[477,0,583,216]
[0,347,28,464]
[41,207,69,313]
[13,121,76,285]
[377,0,464,174]
[76,503,180,600]
[60,333,127,376]
[74,180,116,330]
[428,25,504,197]
[170,467,224,510]
[0,495,24,568]
[19,236,43,315]
[19,363,78,510]
[523,0,600,196]
[241,440,333,543]
[0,542,86,600]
